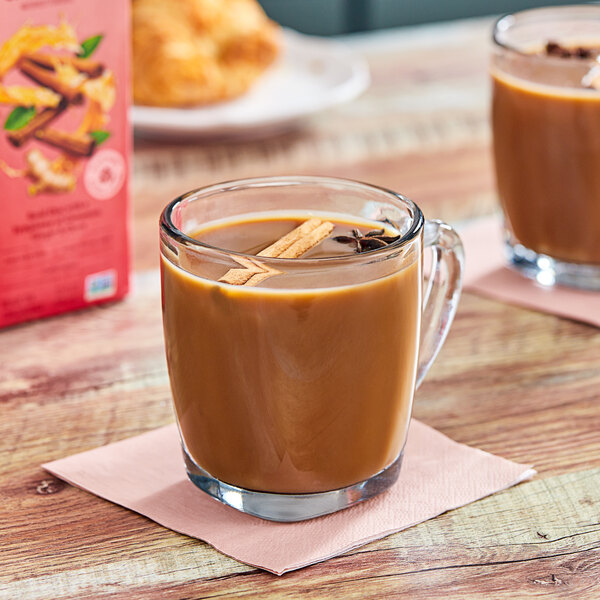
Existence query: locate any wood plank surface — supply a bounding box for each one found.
[2,16,600,600]
[1,275,599,598]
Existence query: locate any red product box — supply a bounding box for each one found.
[0,0,131,328]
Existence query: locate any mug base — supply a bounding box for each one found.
[183,446,404,522]
[505,238,600,291]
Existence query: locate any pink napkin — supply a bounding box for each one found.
[462,217,600,327]
[44,419,534,575]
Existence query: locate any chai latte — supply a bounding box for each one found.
[492,44,600,264]
[161,213,421,494]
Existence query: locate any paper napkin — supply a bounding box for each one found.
[461,217,600,328]
[44,419,534,575]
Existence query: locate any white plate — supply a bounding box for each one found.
[131,29,370,140]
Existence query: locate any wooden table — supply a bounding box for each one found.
[2,17,600,599]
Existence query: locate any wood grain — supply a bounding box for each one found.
[1,273,599,598]
[2,16,600,600]
[3,469,600,599]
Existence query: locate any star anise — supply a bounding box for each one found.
[545,41,597,59]
[333,223,401,253]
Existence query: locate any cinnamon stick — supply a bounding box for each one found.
[7,98,67,147]
[219,218,335,286]
[35,128,95,156]
[255,218,328,258]
[27,52,104,78]
[582,64,600,90]
[219,257,282,287]
[19,59,83,104]
[277,221,336,258]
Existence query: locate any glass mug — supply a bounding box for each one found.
[492,6,600,289]
[160,176,464,521]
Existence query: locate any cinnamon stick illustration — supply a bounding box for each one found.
[219,218,335,286]
[27,52,104,78]
[35,128,95,156]
[19,58,83,104]
[7,98,67,147]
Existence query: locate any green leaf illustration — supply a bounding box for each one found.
[78,34,103,59]
[89,130,110,145]
[4,106,36,131]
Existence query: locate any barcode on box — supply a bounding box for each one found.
[84,270,117,302]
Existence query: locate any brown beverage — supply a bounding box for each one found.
[161,213,421,494]
[492,47,600,265]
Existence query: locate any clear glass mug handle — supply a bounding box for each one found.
[416,220,465,388]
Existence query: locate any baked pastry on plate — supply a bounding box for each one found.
[132,0,280,107]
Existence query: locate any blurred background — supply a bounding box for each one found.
[258,0,586,35]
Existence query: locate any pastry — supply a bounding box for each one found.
[132,0,280,107]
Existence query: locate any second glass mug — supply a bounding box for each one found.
[160,176,464,521]
[492,6,600,289]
